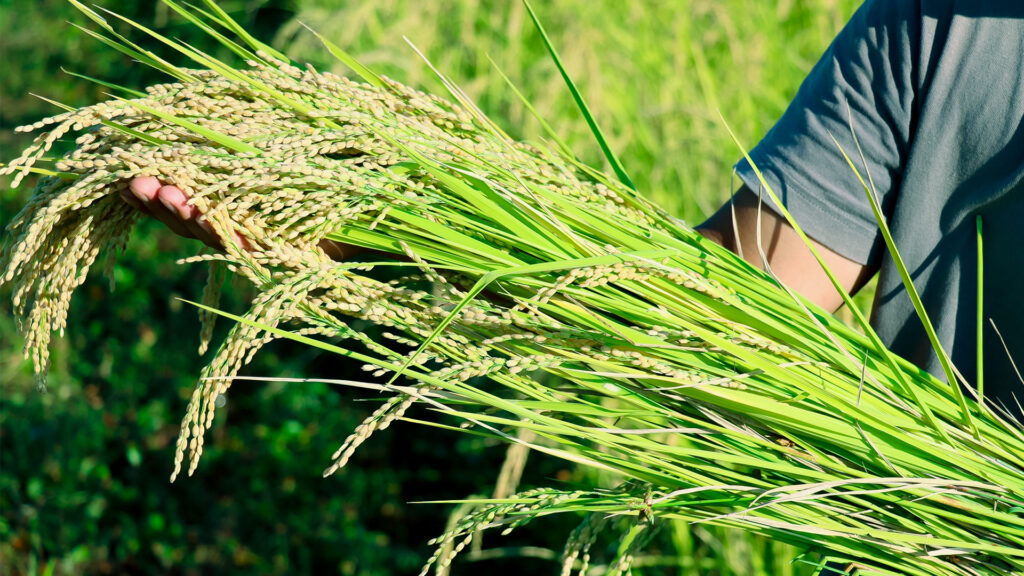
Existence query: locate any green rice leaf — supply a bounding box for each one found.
[523,0,635,191]
[115,97,260,154]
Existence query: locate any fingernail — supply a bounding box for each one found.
[129,176,160,201]
[159,196,184,219]
[158,186,192,219]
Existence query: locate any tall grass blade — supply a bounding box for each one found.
[977,215,984,404]
[830,125,979,438]
[523,0,635,191]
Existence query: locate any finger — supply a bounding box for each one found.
[151,205,196,239]
[141,187,195,239]
[193,214,226,250]
[156,184,197,220]
[119,186,145,211]
[231,230,254,251]
[157,184,216,244]
[126,176,164,216]
[155,184,237,249]
[158,185,256,251]
[129,176,162,203]
[184,212,222,249]
[128,177,252,252]
[193,212,256,251]
[319,239,358,261]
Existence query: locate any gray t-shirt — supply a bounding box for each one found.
[735,0,1023,417]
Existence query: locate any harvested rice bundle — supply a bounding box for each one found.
[2,2,1023,574]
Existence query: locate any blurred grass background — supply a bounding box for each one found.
[1,1,860,574]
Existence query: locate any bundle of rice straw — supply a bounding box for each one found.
[2,2,1022,574]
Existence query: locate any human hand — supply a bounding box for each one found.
[121,176,352,259]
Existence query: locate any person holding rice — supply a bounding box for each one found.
[125,0,1024,417]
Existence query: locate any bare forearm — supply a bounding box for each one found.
[696,185,875,313]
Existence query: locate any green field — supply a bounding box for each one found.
[1,1,861,574]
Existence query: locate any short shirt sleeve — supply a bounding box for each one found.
[734,0,921,266]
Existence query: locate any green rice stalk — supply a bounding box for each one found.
[2,2,1023,574]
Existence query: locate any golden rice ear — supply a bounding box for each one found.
[197,259,226,356]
